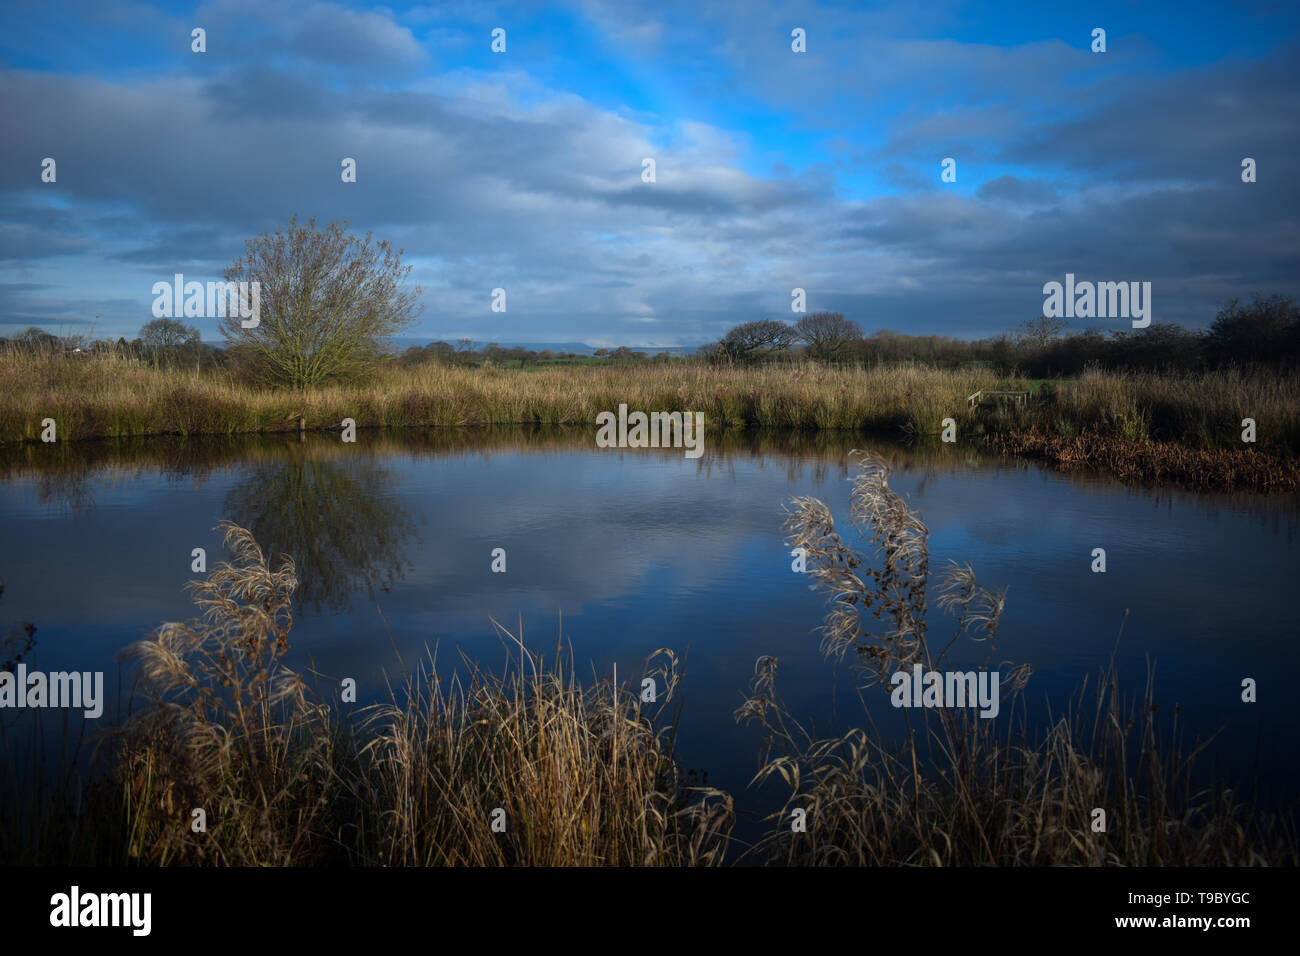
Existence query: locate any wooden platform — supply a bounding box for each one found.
[966,389,1030,408]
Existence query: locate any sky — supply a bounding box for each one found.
[1,0,1298,347]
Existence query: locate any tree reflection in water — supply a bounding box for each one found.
[223,448,417,614]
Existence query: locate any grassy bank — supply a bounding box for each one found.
[1,455,1293,866]
[3,350,1297,450]
[4,350,1296,490]
[989,427,1300,492]
[0,351,1005,437]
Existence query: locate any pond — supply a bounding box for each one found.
[1,427,1296,843]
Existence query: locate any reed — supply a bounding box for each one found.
[738,450,1296,865]
[350,636,732,866]
[0,522,731,866]
[0,348,994,438]
[3,348,1295,477]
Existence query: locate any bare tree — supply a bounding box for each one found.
[219,215,423,388]
[1016,315,1068,350]
[140,317,200,350]
[140,317,202,368]
[718,319,799,364]
[13,327,62,353]
[796,311,860,362]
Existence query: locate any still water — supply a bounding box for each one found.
[1,427,1296,830]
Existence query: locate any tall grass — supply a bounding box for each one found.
[118,522,340,864]
[0,522,731,866]
[0,349,998,438]
[1035,367,1300,451]
[352,638,732,866]
[4,348,1296,467]
[736,451,1296,865]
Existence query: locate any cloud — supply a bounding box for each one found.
[288,3,430,71]
[0,1,1297,343]
[976,175,1059,205]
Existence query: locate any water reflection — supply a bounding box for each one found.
[0,424,1296,812]
[223,444,418,613]
[1,426,1295,526]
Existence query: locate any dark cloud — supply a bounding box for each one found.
[976,175,1058,205]
[0,2,1296,344]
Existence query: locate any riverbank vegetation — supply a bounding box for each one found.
[745,452,1295,865]
[0,522,733,866]
[3,349,1297,451]
[2,347,1295,489]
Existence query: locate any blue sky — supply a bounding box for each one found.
[2,0,1298,346]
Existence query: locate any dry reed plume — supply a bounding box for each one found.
[109,523,731,865]
[120,522,340,864]
[735,451,1295,865]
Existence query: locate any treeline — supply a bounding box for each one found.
[396,340,680,367]
[700,294,1300,375]
[0,318,227,370]
[7,294,1297,379]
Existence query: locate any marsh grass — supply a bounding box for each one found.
[989,366,1300,490]
[735,450,1296,865]
[0,348,994,438]
[1,505,1293,865]
[352,635,733,866]
[8,348,1290,446]
[118,522,341,864]
[3,348,1295,491]
[9,522,730,866]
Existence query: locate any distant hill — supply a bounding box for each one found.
[384,339,700,356]
[197,338,704,356]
